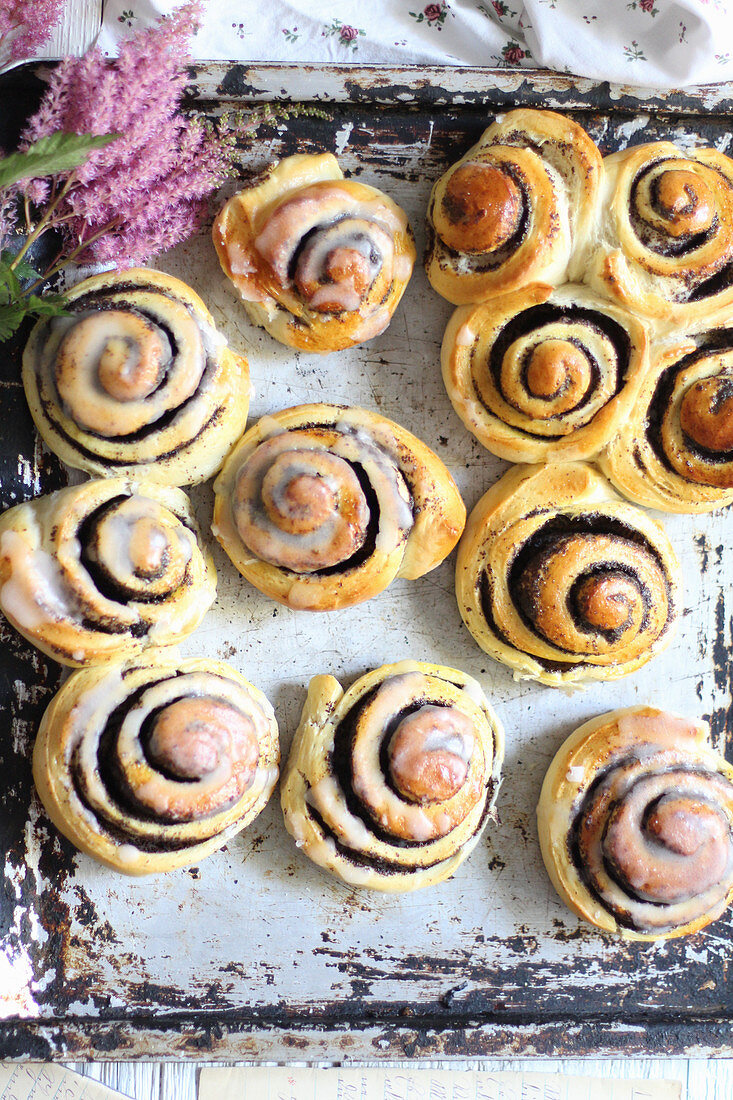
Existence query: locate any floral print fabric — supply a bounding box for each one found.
[99,0,731,89]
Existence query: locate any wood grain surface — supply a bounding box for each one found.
[28,1,732,1094]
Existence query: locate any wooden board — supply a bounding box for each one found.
[1,63,733,1062]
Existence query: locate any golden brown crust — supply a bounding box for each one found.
[22,268,249,486]
[601,318,733,512]
[280,660,504,892]
[212,403,466,612]
[580,142,733,327]
[213,154,415,353]
[455,463,682,686]
[537,706,733,940]
[0,478,216,666]
[32,649,279,875]
[426,109,603,306]
[441,283,651,463]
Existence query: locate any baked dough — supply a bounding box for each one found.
[33,649,279,874]
[579,141,733,327]
[212,403,466,611]
[426,109,602,305]
[23,267,249,485]
[442,283,650,463]
[455,463,682,686]
[601,318,733,513]
[0,478,216,666]
[537,706,733,939]
[214,153,415,352]
[281,660,504,892]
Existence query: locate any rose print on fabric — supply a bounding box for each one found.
[627,0,659,14]
[322,18,365,50]
[624,39,647,59]
[117,9,136,26]
[492,38,531,65]
[409,2,450,30]
[282,27,299,43]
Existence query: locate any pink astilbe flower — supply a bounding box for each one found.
[19,0,227,267]
[0,0,68,63]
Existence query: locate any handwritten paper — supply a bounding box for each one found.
[0,1064,128,1100]
[199,1067,682,1100]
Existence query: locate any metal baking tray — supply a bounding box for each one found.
[2,63,733,1061]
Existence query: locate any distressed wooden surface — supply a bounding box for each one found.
[3,9,733,1091]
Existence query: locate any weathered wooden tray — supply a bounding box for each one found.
[1,63,733,1062]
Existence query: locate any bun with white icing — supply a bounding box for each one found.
[212,404,466,612]
[0,478,216,666]
[426,109,602,306]
[22,268,249,486]
[281,661,504,892]
[538,706,733,939]
[33,649,279,874]
[213,153,415,353]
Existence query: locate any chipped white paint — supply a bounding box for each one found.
[333,121,354,158]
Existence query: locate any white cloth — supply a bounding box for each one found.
[97,0,733,89]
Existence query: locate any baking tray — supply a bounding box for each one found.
[1,62,733,1062]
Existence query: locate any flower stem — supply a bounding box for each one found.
[12,174,76,270]
[24,219,119,295]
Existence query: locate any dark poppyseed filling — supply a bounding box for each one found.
[568,760,721,932]
[480,302,631,436]
[646,331,733,470]
[245,422,414,578]
[629,160,718,259]
[478,570,579,676]
[39,286,219,457]
[302,680,496,873]
[75,496,191,633]
[70,674,214,852]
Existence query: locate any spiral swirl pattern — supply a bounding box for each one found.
[580,142,733,325]
[601,325,733,512]
[213,404,466,612]
[0,478,216,666]
[442,283,650,463]
[281,661,504,892]
[455,463,682,686]
[537,707,733,939]
[214,153,415,353]
[32,651,279,874]
[426,109,602,306]
[22,268,250,485]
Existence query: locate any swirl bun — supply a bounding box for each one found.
[33,650,279,874]
[214,154,415,353]
[537,706,733,939]
[442,283,650,463]
[455,463,682,686]
[213,404,466,611]
[23,268,249,485]
[281,661,504,892]
[601,323,733,512]
[426,109,602,306]
[580,142,733,326]
[0,478,216,666]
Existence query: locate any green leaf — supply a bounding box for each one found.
[0,302,27,341]
[0,131,119,190]
[25,294,68,318]
[1,251,40,281]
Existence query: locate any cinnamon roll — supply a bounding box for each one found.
[23,268,249,485]
[442,283,650,463]
[281,661,504,892]
[212,404,466,612]
[455,463,682,686]
[580,142,733,327]
[214,154,415,353]
[426,109,602,306]
[33,649,279,874]
[0,478,216,666]
[537,706,733,939]
[601,322,733,513]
